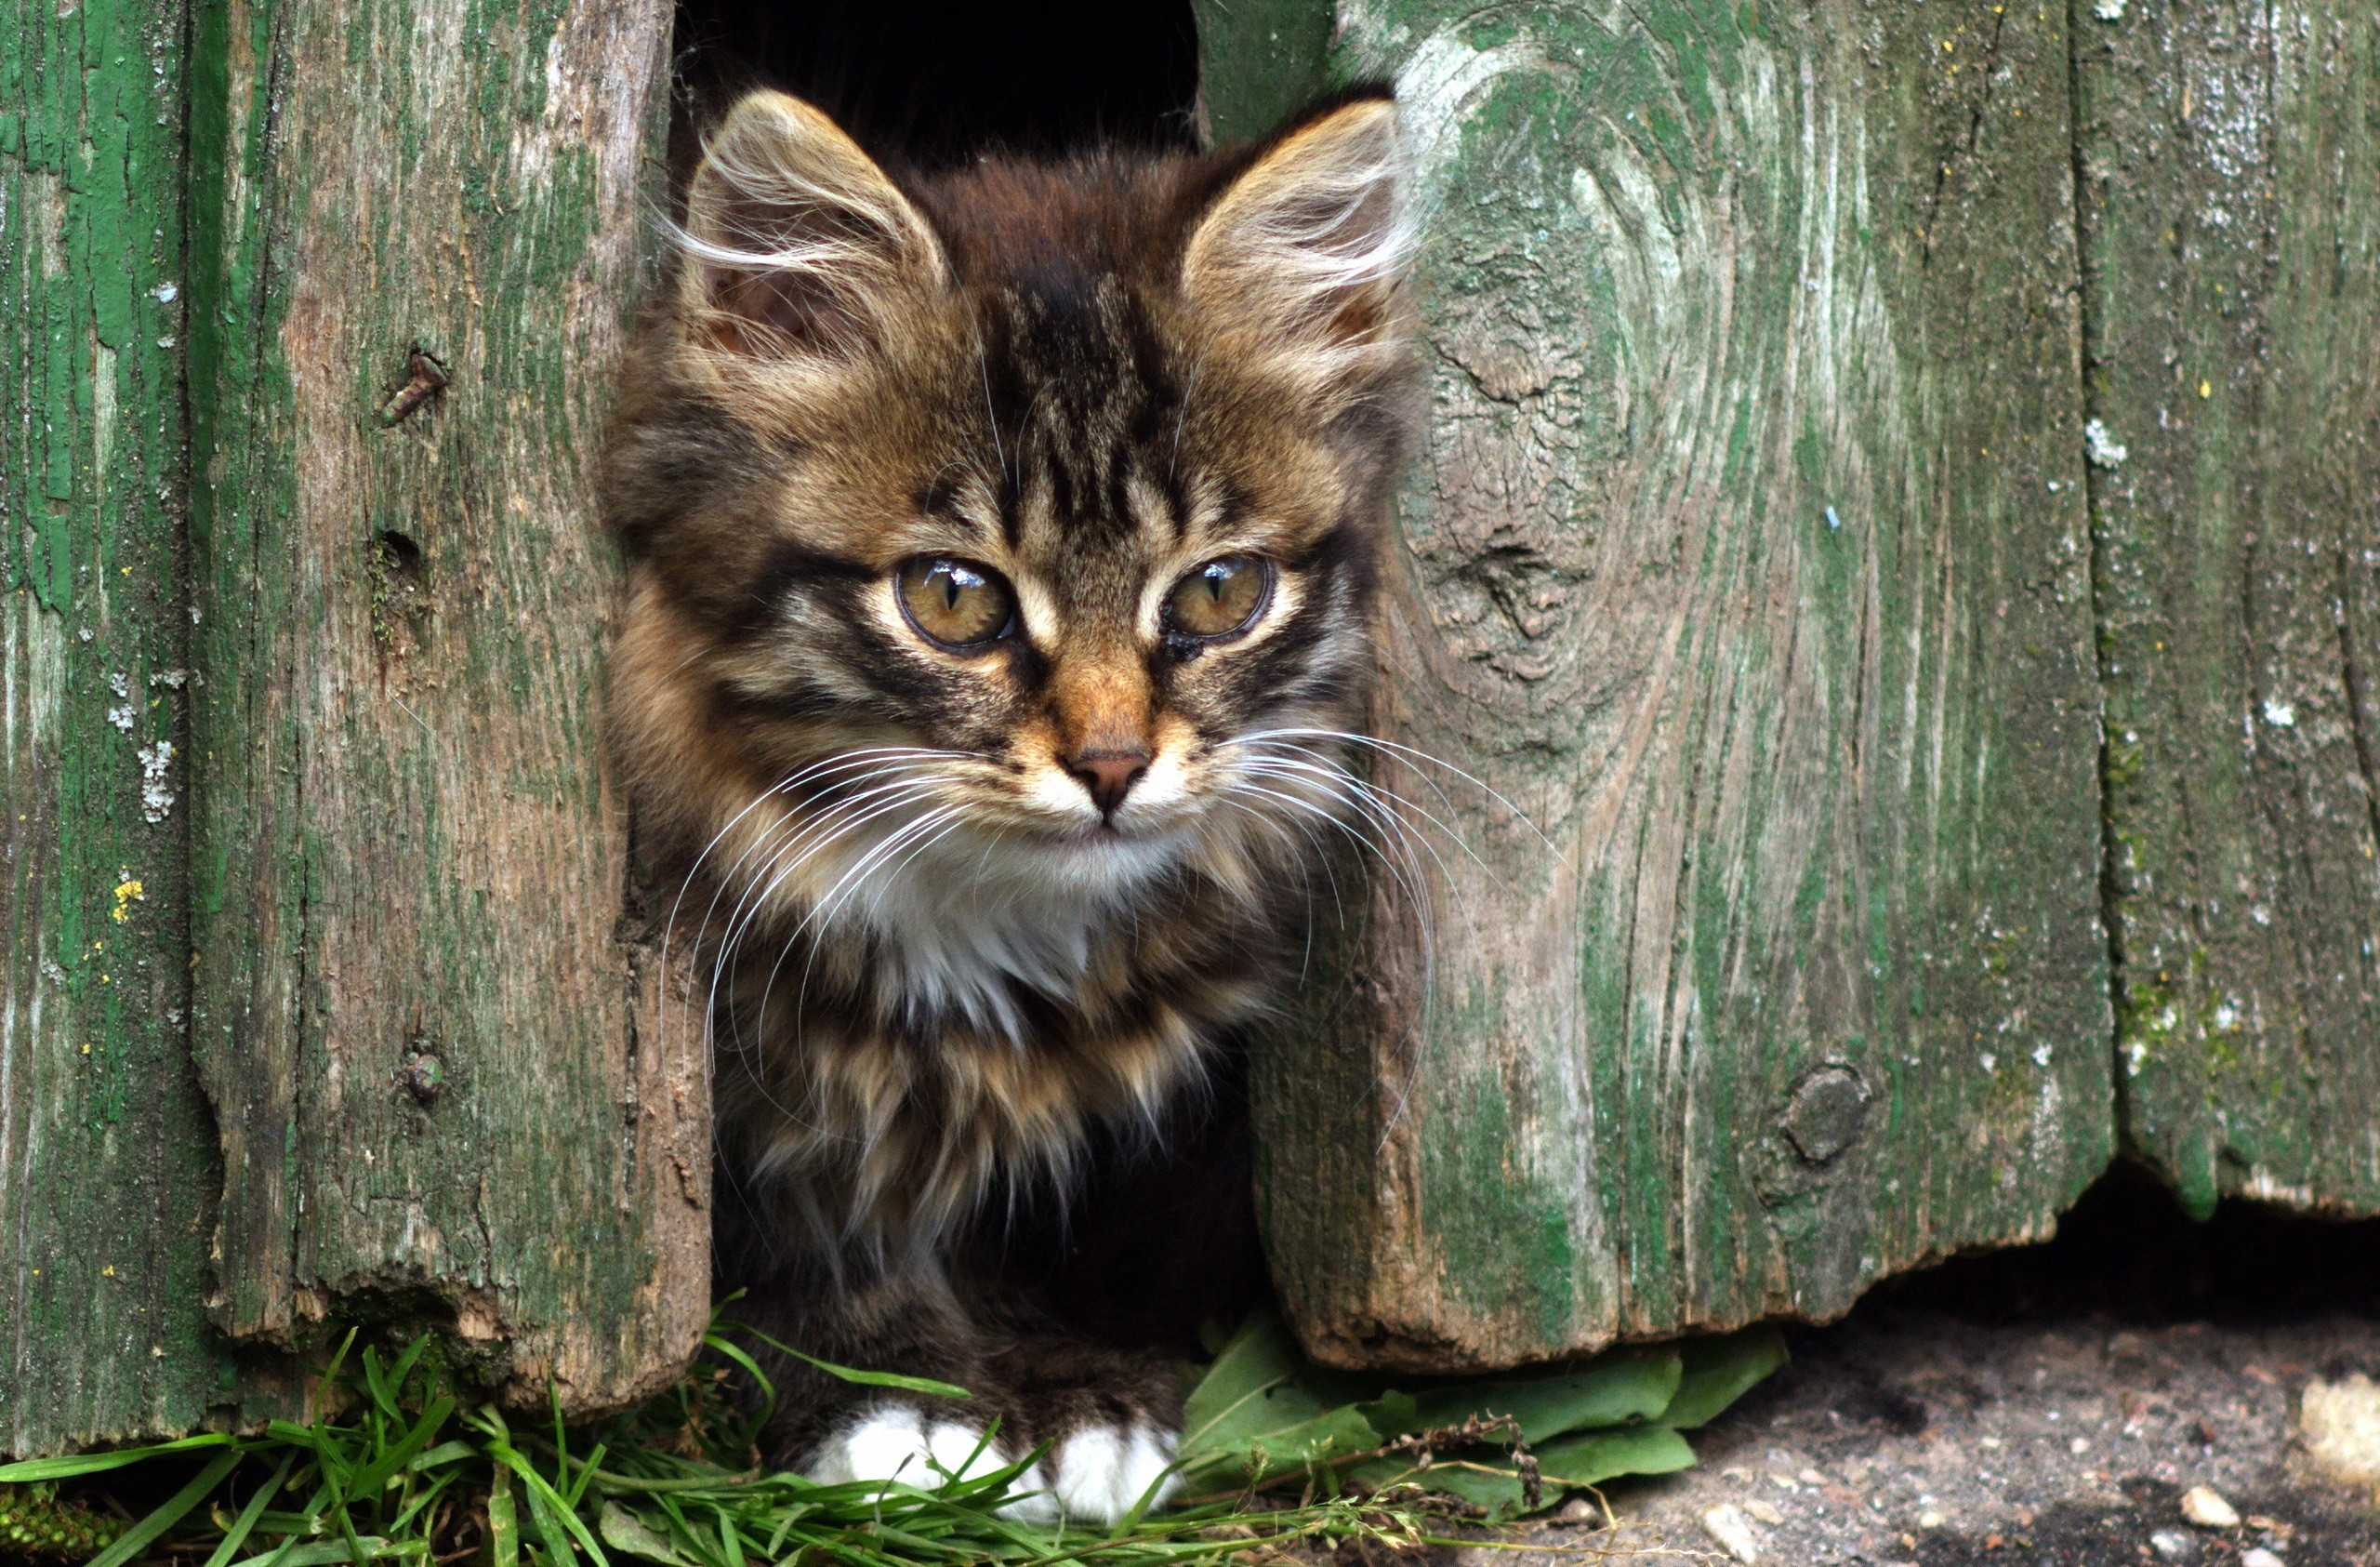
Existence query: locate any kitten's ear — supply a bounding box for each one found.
[679,91,945,361]
[1182,92,1413,379]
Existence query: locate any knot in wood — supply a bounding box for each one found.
[401,1050,445,1104]
[1780,1065,1871,1164]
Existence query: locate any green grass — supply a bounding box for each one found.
[0,1316,1783,1567]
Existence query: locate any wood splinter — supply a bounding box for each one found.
[378,350,449,425]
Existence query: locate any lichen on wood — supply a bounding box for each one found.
[1207,0,2115,1369]
[181,0,700,1412]
[2077,0,2380,1218]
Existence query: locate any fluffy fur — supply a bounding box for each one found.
[603,86,1417,1520]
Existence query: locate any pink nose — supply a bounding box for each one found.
[1067,748,1150,815]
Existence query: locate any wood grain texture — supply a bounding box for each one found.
[0,0,242,1457]
[1207,0,2117,1369]
[2078,0,2380,1218]
[184,0,704,1410]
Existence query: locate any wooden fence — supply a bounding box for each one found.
[3,0,2373,1457]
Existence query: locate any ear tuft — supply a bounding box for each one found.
[1182,95,1414,379]
[677,91,945,361]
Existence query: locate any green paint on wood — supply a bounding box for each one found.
[1225,0,2116,1369]
[1195,0,1335,144]
[2077,0,2380,1214]
[0,0,241,1456]
[183,0,702,1411]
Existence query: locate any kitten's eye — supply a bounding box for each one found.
[1166,555,1272,640]
[896,557,1015,650]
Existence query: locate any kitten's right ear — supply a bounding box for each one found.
[678,91,945,361]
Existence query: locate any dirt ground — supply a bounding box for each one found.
[1461,1170,2380,1567]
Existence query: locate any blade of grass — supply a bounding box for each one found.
[226,1537,429,1567]
[88,1448,244,1567]
[346,1397,454,1500]
[0,1433,237,1482]
[202,1451,298,1567]
[488,1464,521,1567]
[491,1442,608,1566]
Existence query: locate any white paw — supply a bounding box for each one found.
[999,1424,1179,1525]
[804,1403,1009,1489]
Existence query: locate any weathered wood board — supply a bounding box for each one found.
[1205,0,2118,1368]
[2078,0,2380,1218]
[0,0,242,1457]
[184,0,702,1411]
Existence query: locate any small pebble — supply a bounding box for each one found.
[1699,1504,1762,1564]
[1744,1499,1783,1525]
[1915,1507,1947,1529]
[2302,1374,2380,1497]
[2150,1527,2199,1560]
[2241,1550,2285,1567]
[1552,1497,1600,1527]
[2180,1484,2240,1529]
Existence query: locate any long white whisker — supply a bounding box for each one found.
[667,747,968,1081]
[1237,748,1494,895]
[1227,766,1446,1138]
[762,804,965,1044]
[1231,726,1554,850]
[709,779,952,1052]
[1235,745,1496,888]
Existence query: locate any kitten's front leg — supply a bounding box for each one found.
[986,1335,1184,1523]
[731,1252,1184,1521]
[727,1251,1017,1489]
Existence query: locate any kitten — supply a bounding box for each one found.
[602,86,1417,1521]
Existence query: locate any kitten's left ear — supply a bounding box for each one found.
[1182,91,1414,379]
[678,91,947,363]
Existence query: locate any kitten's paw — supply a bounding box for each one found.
[1000,1424,1179,1525]
[803,1402,1009,1489]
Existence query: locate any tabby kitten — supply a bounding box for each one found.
[603,86,1416,1521]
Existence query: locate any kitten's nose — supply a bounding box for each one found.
[1066,748,1150,816]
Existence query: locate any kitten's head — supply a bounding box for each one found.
[607,89,1417,918]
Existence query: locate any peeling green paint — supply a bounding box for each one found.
[1,0,241,1458]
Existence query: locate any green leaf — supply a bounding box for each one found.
[1183,1405,1381,1486]
[1533,1425,1698,1485]
[1658,1324,1789,1429]
[1344,1426,1699,1522]
[599,1503,697,1567]
[1178,1311,1358,1465]
[1383,1345,1684,1443]
[1344,1453,1532,1517]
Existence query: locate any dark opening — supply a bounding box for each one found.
[669,0,1203,177]
[1875,1160,2380,1323]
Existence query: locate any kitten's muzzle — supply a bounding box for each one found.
[1065,747,1150,817]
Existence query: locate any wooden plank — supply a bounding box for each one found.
[1205,0,2117,1368]
[2078,0,2380,1217]
[185,0,705,1411]
[0,0,244,1457]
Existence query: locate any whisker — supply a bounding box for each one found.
[1230,725,1554,851]
[664,747,968,1077]
[768,805,967,1047]
[708,777,953,1056]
